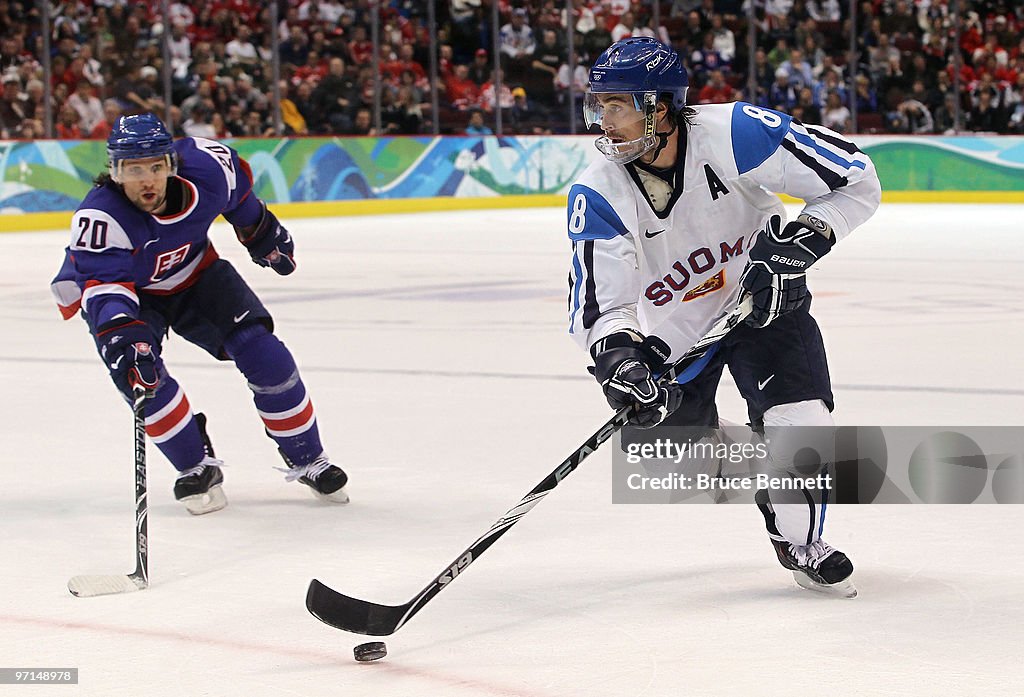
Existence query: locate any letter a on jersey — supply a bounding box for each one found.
[704,163,730,201]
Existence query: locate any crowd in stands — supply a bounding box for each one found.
[1,0,1024,140]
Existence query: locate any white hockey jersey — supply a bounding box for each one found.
[567,102,881,360]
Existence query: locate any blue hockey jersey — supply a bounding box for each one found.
[50,137,262,327]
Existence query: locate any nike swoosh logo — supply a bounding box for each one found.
[644,229,665,238]
[233,310,251,323]
[757,374,775,390]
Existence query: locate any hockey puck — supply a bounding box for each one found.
[353,641,387,662]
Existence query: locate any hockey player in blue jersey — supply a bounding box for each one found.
[567,39,881,596]
[51,113,349,514]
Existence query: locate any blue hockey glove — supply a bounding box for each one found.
[236,201,296,276]
[592,332,684,428]
[739,214,835,329]
[97,318,160,394]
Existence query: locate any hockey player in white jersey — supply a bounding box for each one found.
[567,38,880,597]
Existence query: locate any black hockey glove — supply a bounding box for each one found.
[97,317,160,395]
[236,201,296,276]
[739,214,835,329]
[592,332,684,429]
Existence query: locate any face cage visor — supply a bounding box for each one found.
[110,153,177,184]
[583,90,659,164]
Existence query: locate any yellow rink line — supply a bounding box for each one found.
[3,191,1023,233]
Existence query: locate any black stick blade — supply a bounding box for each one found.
[306,579,410,636]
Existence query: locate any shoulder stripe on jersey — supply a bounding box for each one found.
[787,128,866,171]
[567,184,630,241]
[581,240,600,330]
[780,139,848,191]
[803,124,862,155]
[731,102,792,175]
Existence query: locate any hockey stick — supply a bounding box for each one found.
[306,297,753,636]
[68,387,150,597]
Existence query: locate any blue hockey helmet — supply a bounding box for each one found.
[584,38,689,164]
[107,113,177,182]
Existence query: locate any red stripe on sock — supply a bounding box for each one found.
[262,400,315,433]
[146,393,192,438]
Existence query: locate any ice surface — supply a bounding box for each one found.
[1,204,1023,696]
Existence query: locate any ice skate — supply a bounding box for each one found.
[283,453,350,503]
[173,457,227,515]
[770,538,857,598]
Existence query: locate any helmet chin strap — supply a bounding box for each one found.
[642,114,677,165]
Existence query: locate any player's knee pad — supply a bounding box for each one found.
[224,323,298,388]
[762,400,835,475]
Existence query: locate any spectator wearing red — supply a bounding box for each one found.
[439,44,455,82]
[446,63,481,110]
[348,25,373,67]
[55,104,83,139]
[382,44,427,86]
[698,70,736,104]
[293,50,329,86]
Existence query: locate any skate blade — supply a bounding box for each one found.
[793,571,858,598]
[312,486,350,504]
[180,486,228,515]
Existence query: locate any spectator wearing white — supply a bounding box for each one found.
[710,14,736,63]
[500,8,536,62]
[765,0,795,30]
[611,11,637,42]
[554,60,588,104]
[168,22,192,80]
[812,54,843,82]
[317,0,346,24]
[297,0,318,21]
[821,90,851,133]
[183,104,218,138]
[67,78,104,134]
[89,99,122,139]
[79,44,104,88]
[563,4,596,34]
[23,79,44,115]
[807,0,841,21]
[451,0,483,24]
[226,25,260,67]
[168,1,195,29]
